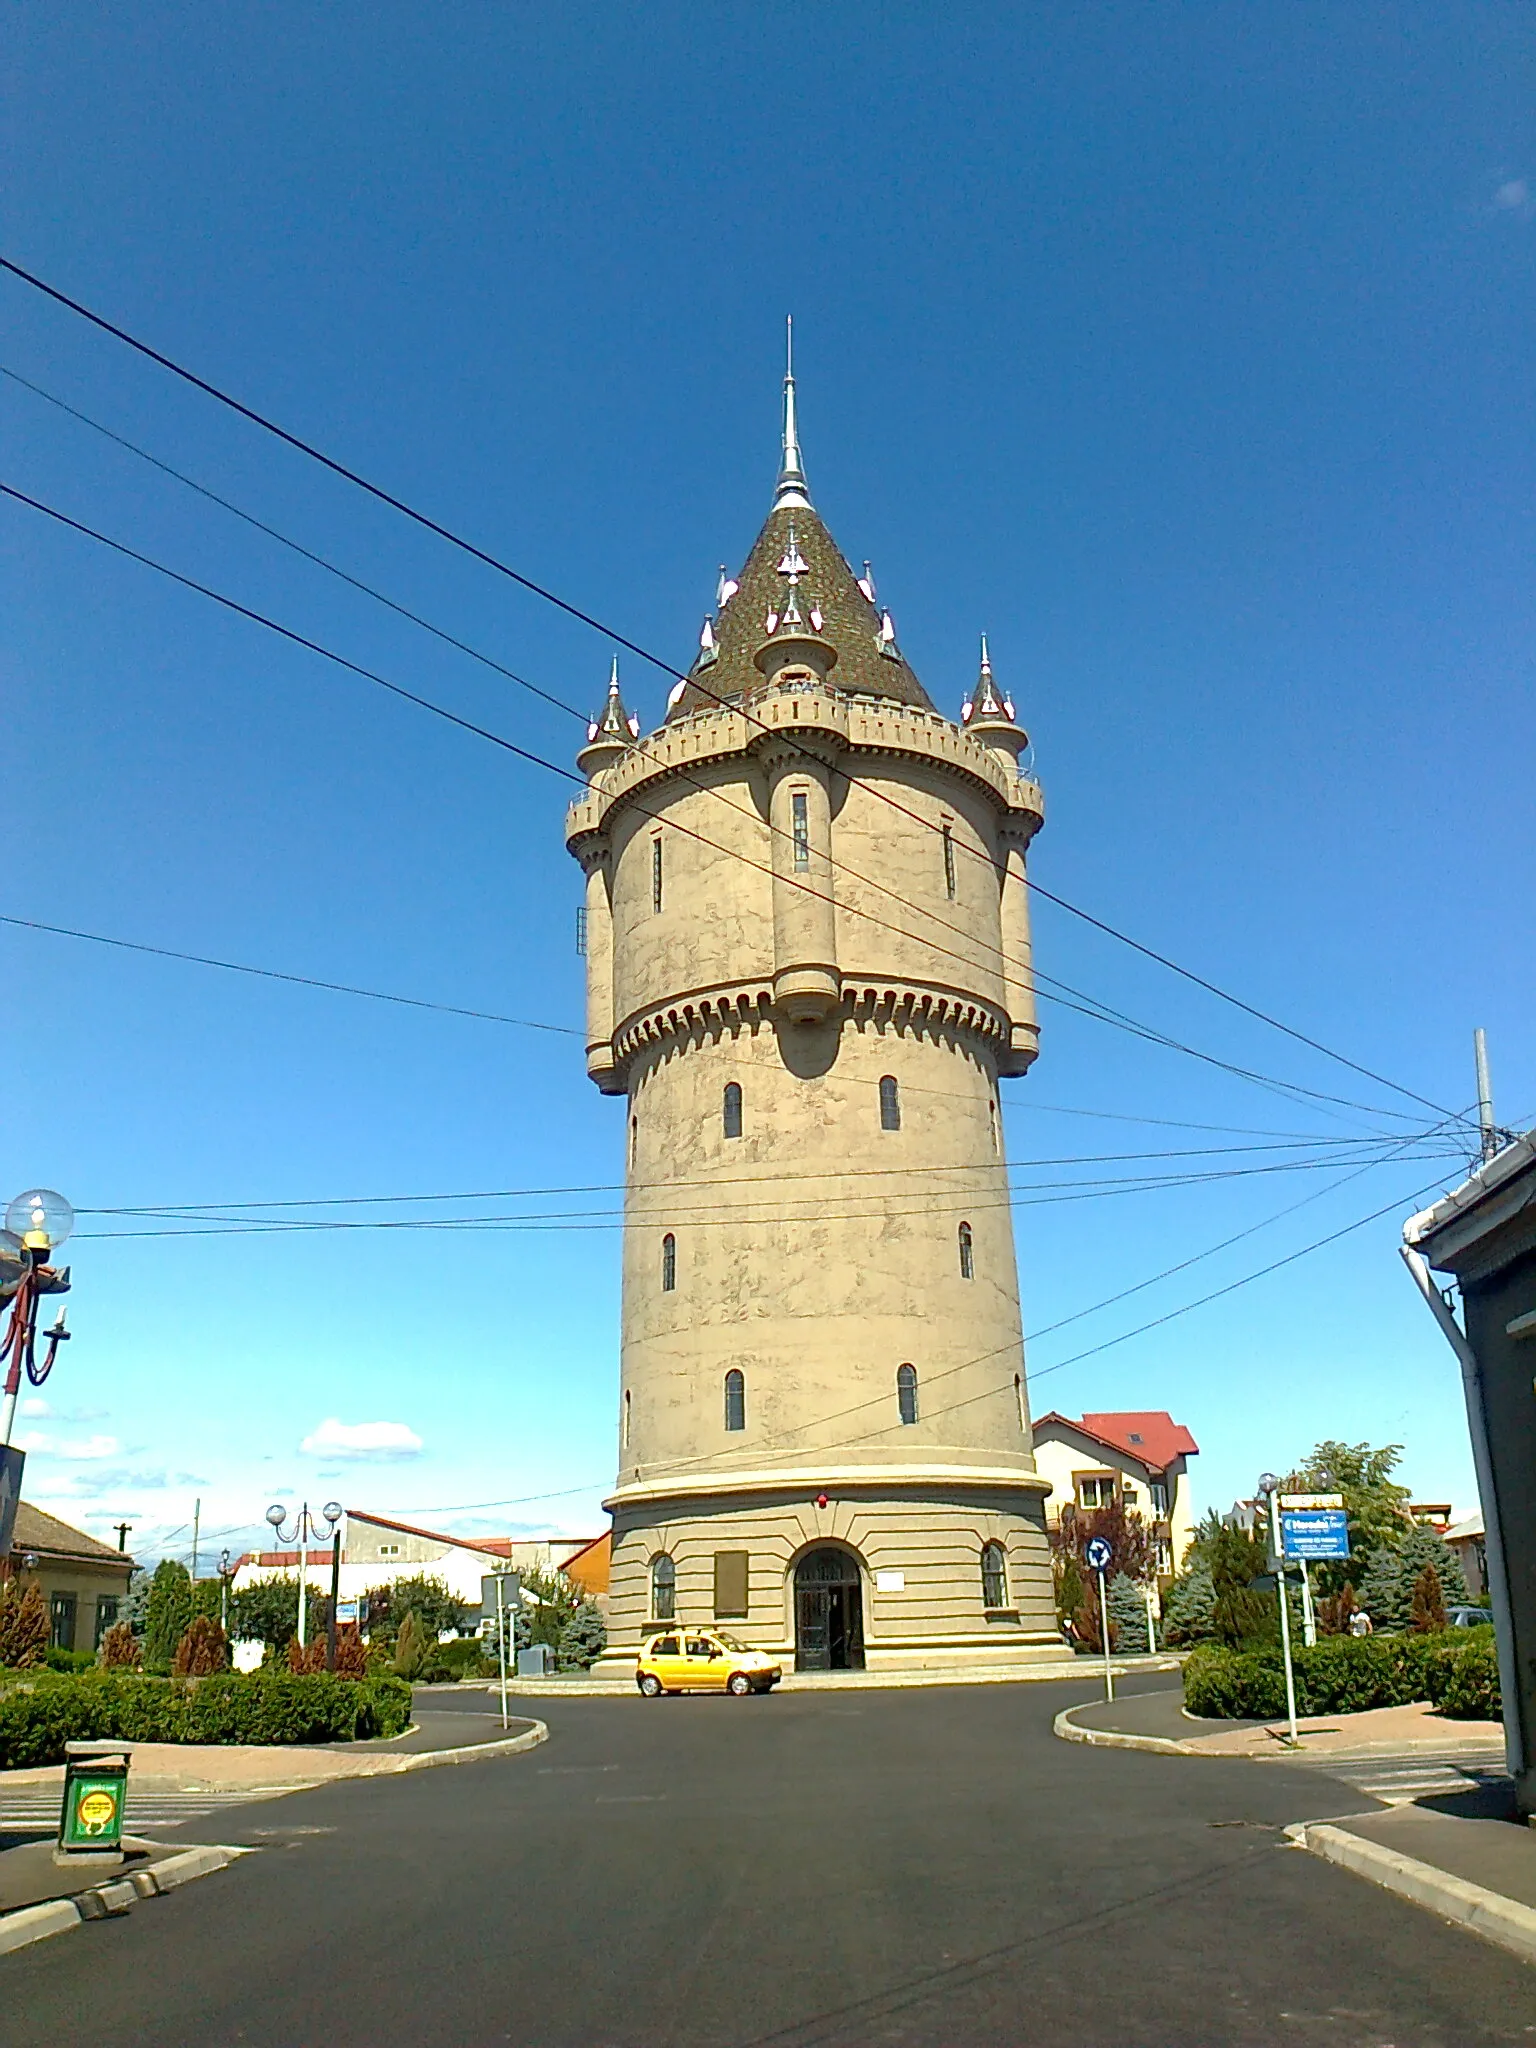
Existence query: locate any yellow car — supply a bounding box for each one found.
[636,1627,781,1696]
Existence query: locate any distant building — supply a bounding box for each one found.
[1031,1412,1199,1577]
[231,1509,603,1618]
[7,1502,135,1652]
[559,1530,612,1603]
[1407,1502,1453,1535]
[1444,1510,1486,1598]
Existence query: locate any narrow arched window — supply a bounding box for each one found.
[651,835,664,913]
[723,1082,742,1140]
[942,821,957,900]
[661,1233,676,1291]
[981,1541,1008,1609]
[651,1553,676,1621]
[897,1363,918,1425]
[791,789,810,871]
[879,1075,901,1131]
[958,1221,974,1280]
[724,1369,745,1432]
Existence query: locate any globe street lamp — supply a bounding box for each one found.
[265,1500,343,1657]
[1,1189,75,1450]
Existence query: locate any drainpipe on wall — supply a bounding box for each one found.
[1399,1244,1525,1786]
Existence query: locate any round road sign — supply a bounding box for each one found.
[1085,1536,1113,1573]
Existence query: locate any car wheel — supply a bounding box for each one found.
[727,1672,753,1696]
[639,1673,663,1697]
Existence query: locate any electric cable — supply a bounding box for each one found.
[0,269,1469,1128]
[2,479,1440,1131]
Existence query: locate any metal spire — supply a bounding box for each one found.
[774,316,811,510]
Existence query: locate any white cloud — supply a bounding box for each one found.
[299,1418,424,1461]
[59,1435,121,1462]
[1493,177,1532,217]
[16,1430,53,1453]
[19,1397,52,1419]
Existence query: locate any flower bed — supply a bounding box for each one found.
[1183,1628,1499,1721]
[0,1670,413,1768]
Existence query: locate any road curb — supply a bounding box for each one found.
[380,1721,549,1773]
[1290,1821,1536,1968]
[1053,1704,1203,1756]
[0,1842,243,1960]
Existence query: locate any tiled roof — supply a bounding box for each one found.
[664,501,935,723]
[1033,1410,1199,1475]
[13,1501,135,1567]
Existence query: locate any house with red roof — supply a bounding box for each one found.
[1031,1411,1200,1578]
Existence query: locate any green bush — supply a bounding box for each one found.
[428,1637,492,1681]
[1184,1631,1502,1720]
[0,1670,412,1767]
[44,1647,98,1673]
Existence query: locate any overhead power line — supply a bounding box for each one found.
[0,911,580,1037]
[1,481,1438,1129]
[0,259,1468,1130]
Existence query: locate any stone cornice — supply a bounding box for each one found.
[565,686,1045,853]
[604,1460,1053,1513]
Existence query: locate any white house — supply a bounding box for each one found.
[1030,1411,1199,1578]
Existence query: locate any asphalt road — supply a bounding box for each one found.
[5,1674,1532,2047]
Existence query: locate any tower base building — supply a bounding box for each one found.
[567,345,1061,1673]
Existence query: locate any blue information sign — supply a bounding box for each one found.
[1280,1509,1350,1560]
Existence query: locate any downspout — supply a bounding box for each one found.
[1399,1244,1525,1785]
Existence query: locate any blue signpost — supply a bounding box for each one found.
[1085,1536,1115,1702]
[1280,1510,1350,1561]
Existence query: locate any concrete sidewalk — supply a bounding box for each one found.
[1058,1686,1506,1763]
[492,1653,1182,1697]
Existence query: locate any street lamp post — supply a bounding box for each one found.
[265,1501,342,1655]
[1,1189,75,1450]
[1259,1472,1301,1746]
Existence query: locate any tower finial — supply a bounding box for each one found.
[775,316,811,510]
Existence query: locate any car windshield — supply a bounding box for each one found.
[710,1632,750,1651]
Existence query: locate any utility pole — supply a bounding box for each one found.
[190,1497,201,1582]
[1474,1029,1498,1165]
[114,1521,132,1553]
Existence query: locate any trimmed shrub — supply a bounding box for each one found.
[1426,1633,1499,1719]
[173,1616,230,1677]
[99,1621,141,1670]
[1184,1631,1501,1720]
[0,1670,413,1767]
[0,1582,49,1669]
[44,1647,98,1673]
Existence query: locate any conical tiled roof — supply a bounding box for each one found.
[665,501,934,721]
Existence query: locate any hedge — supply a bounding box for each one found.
[0,1671,413,1768]
[1184,1628,1499,1721]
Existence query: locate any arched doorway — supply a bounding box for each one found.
[794,1547,865,1672]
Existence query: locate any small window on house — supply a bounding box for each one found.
[897,1363,918,1425]
[661,1233,677,1291]
[724,1369,745,1432]
[652,835,664,913]
[1077,1474,1116,1511]
[1128,1432,1143,1445]
[92,1597,120,1649]
[942,822,957,900]
[1150,1482,1169,1517]
[379,1543,401,1558]
[879,1075,901,1131]
[650,1554,676,1621]
[791,789,810,871]
[958,1221,974,1280]
[723,1082,742,1139]
[981,1541,1008,1610]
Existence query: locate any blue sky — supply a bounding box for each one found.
[3,4,1531,1567]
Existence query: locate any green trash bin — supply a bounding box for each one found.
[57,1740,129,1864]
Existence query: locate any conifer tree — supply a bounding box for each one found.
[144,1559,194,1672]
[0,1581,49,1669]
[1410,1563,1448,1633]
[1106,1573,1149,1653]
[392,1608,428,1680]
[1162,1560,1216,1645]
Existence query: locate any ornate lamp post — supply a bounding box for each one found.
[1,1188,74,1450]
[264,1500,342,1655]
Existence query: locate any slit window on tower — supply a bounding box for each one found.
[623,1389,632,1448]
[791,789,810,871]
[652,835,663,913]
[723,1082,743,1139]
[981,1541,1008,1610]
[724,1369,745,1432]
[942,822,956,900]
[1014,1373,1026,1432]
[879,1075,901,1131]
[958,1221,974,1280]
[661,1233,676,1292]
[651,1553,676,1621]
[897,1363,918,1425]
